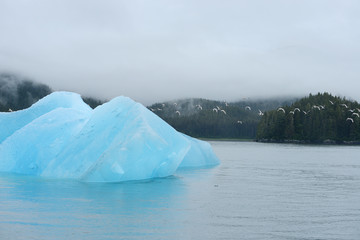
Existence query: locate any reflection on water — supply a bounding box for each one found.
[1,142,360,240]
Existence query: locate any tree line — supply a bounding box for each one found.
[0,73,103,111]
[5,73,359,143]
[0,73,52,111]
[256,92,360,143]
[148,98,294,139]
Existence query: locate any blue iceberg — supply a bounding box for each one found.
[0,92,219,182]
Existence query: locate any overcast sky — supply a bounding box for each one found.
[0,0,359,104]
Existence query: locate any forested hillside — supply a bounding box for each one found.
[0,73,52,111]
[0,73,103,111]
[2,72,307,140]
[148,97,295,139]
[256,93,360,143]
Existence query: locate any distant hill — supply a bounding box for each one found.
[0,73,104,111]
[2,72,305,140]
[148,97,296,139]
[256,92,360,143]
[0,73,52,111]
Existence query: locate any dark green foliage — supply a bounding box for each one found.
[16,80,52,110]
[0,102,6,112]
[0,73,52,111]
[256,92,360,142]
[148,98,295,139]
[81,96,104,109]
[0,73,105,111]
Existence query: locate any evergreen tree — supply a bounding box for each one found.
[256,92,360,143]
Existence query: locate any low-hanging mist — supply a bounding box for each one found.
[0,1,359,104]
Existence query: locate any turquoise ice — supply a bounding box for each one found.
[0,92,219,182]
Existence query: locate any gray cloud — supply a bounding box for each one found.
[0,0,359,104]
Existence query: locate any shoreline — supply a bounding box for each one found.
[255,139,360,146]
[199,138,255,142]
[199,137,360,145]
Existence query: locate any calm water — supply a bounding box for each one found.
[1,142,360,240]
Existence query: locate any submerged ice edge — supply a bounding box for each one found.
[0,91,220,182]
